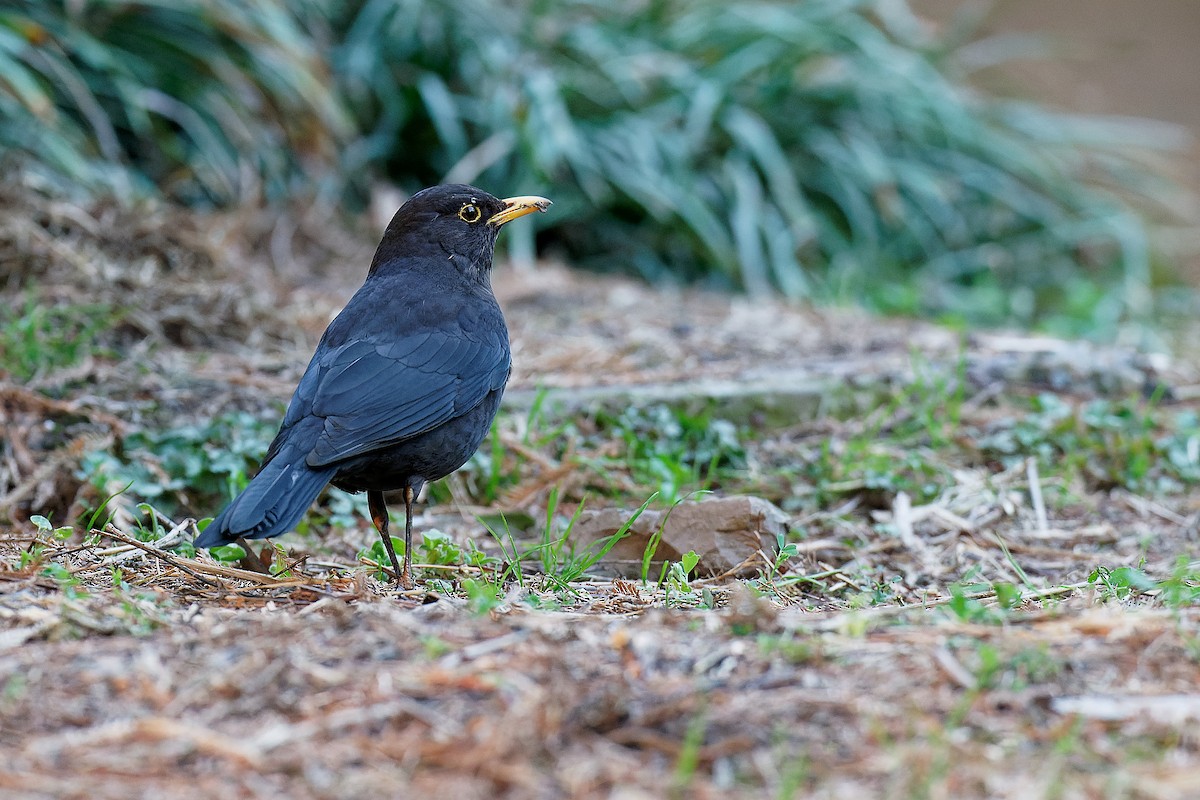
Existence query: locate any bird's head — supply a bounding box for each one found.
[369,184,551,276]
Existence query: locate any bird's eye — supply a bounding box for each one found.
[458,203,482,223]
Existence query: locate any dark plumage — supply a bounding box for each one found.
[195,184,550,588]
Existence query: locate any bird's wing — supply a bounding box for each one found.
[299,329,510,468]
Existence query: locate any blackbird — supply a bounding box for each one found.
[195,184,550,588]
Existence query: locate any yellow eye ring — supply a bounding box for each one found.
[458,203,482,223]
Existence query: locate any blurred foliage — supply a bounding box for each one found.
[80,410,278,520]
[0,0,348,202]
[0,0,1190,332]
[0,295,122,381]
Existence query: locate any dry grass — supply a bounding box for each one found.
[2,181,1199,797]
[2,532,1199,798]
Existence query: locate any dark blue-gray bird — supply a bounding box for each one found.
[195,185,550,588]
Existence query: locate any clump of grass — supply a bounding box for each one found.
[0,297,122,382]
[0,0,347,203]
[800,365,964,507]
[589,405,746,503]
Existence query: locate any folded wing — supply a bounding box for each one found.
[292,329,510,469]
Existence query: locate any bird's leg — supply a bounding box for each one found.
[401,485,415,590]
[235,536,271,574]
[368,490,405,588]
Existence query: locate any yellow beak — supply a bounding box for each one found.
[487,195,552,226]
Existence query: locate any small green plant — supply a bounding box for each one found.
[1086,560,1199,607]
[358,536,406,581]
[966,642,1005,691]
[462,577,502,614]
[979,391,1198,495]
[83,480,135,533]
[672,708,708,793]
[418,530,463,566]
[993,582,1023,610]
[803,369,960,506]
[79,411,280,523]
[1088,564,1158,602]
[533,488,589,578]
[480,512,527,589]
[206,543,247,565]
[0,298,122,381]
[591,406,745,504]
[420,635,453,659]
[16,545,47,571]
[476,493,657,598]
[944,572,1012,625]
[760,532,801,586]
[952,640,1064,693]
[30,514,73,541]
[639,491,710,583]
[40,562,86,600]
[1159,558,1200,608]
[661,550,700,606]
[133,503,166,542]
[757,632,819,665]
[109,567,169,636]
[536,493,656,591]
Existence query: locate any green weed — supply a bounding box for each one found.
[207,543,248,566]
[109,567,170,636]
[420,635,453,659]
[590,405,746,503]
[979,392,1198,495]
[1089,560,1199,606]
[544,494,655,590]
[40,562,85,600]
[944,573,1015,625]
[476,493,656,599]
[0,297,122,382]
[79,411,279,524]
[661,550,701,606]
[30,514,73,542]
[757,632,820,665]
[953,640,1064,692]
[671,708,708,796]
[463,578,502,615]
[480,513,528,590]
[1159,558,1200,607]
[639,491,709,583]
[358,536,405,581]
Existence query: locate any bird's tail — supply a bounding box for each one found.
[195,445,336,548]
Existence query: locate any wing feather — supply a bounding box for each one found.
[301,329,509,468]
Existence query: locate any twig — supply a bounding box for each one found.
[788,581,1091,631]
[1027,457,1049,535]
[221,578,337,595]
[99,525,221,587]
[93,517,190,563]
[933,646,977,689]
[181,559,304,586]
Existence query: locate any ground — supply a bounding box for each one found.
[1,192,1199,798]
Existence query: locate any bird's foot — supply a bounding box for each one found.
[398,566,415,591]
